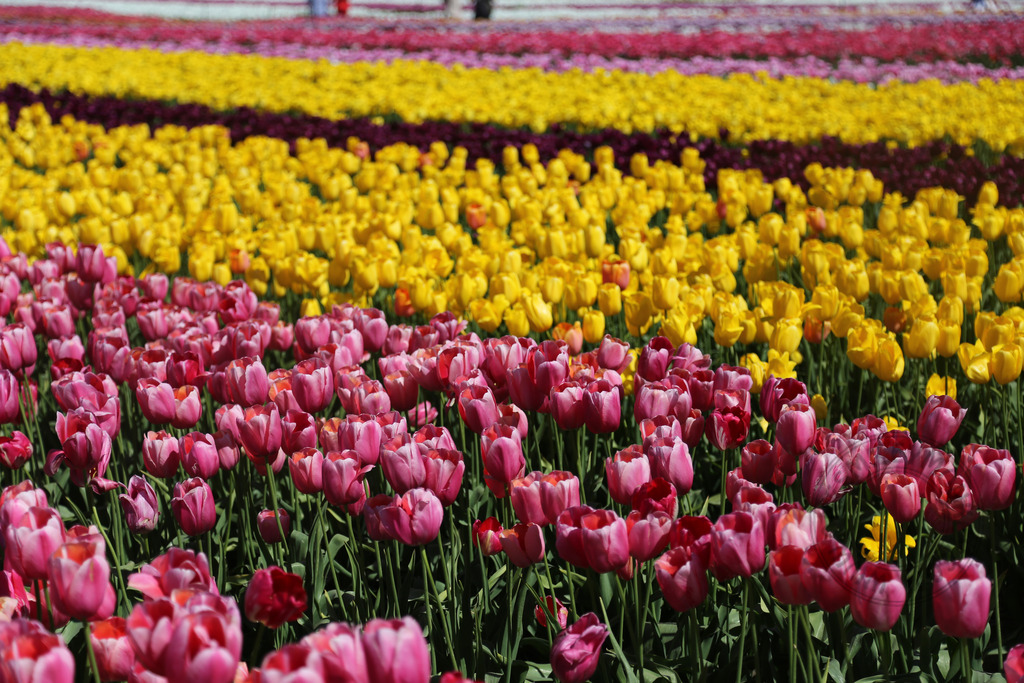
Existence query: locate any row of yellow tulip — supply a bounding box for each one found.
[2,103,1024,389]
[2,42,1024,149]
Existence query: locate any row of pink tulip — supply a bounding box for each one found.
[0,7,1019,63]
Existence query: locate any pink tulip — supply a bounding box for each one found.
[880,473,921,524]
[509,471,580,526]
[322,451,372,508]
[171,478,216,537]
[549,380,585,430]
[290,358,333,414]
[119,475,159,535]
[179,432,220,480]
[933,558,990,639]
[850,562,905,631]
[500,522,545,568]
[655,546,709,612]
[555,506,629,574]
[48,536,111,620]
[550,613,607,683]
[288,447,324,494]
[236,404,283,472]
[472,517,503,557]
[4,506,66,580]
[916,395,965,448]
[776,402,817,456]
[801,448,849,507]
[259,643,324,683]
[224,356,269,407]
[422,448,465,506]
[300,621,368,683]
[709,511,765,581]
[626,510,672,562]
[162,593,242,683]
[480,424,525,490]
[362,617,430,683]
[960,444,1017,511]
[1006,643,1024,683]
[636,337,674,382]
[643,435,693,494]
[582,379,621,434]
[740,439,776,485]
[596,335,629,372]
[91,617,136,682]
[925,470,979,535]
[378,488,443,546]
[456,385,499,435]
[633,375,692,424]
[0,619,75,683]
[380,434,427,494]
[605,445,651,506]
[126,548,217,600]
[0,431,32,470]
[772,508,827,551]
[800,537,855,612]
[759,376,809,423]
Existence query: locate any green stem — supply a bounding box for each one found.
[960,638,973,683]
[689,609,703,679]
[421,546,458,671]
[735,580,750,683]
[992,529,1004,663]
[83,621,103,683]
[265,468,288,565]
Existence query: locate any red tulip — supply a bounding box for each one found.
[631,478,678,518]
[933,558,990,639]
[705,393,751,451]
[768,546,811,605]
[925,469,979,535]
[917,395,965,448]
[362,617,430,683]
[472,517,503,556]
[740,439,776,485]
[800,538,855,612]
[500,522,545,568]
[1005,643,1024,683]
[535,596,569,630]
[244,567,307,629]
[550,613,607,683]
[0,431,31,470]
[171,478,216,537]
[257,509,290,545]
[709,511,765,581]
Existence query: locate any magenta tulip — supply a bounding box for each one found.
[500,522,546,568]
[655,546,709,612]
[378,488,443,546]
[917,395,966,448]
[362,617,430,683]
[933,558,990,639]
[171,478,216,537]
[48,536,111,620]
[550,613,607,683]
[509,471,580,527]
[960,444,1017,511]
[709,511,765,581]
[850,562,905,631]
[880,473,921,524]
[605,445,652,506]
[776,402,817,456]
[118,475,159,535]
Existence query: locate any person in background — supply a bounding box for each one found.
[475,0,492,19]
[309,0,328,17]
[336,0,349,15]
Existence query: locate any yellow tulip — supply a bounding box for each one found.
[624,291,655,337]
[522,293,553,333]
[847,323,879,370]
[598,283,622,317]
[925,374,957,400]
[991,342,1024,385]
[903,315,939,359]
[504,304,530,338]
[958,342,992,384]
[582,309,606,344]
[872,337,905,383]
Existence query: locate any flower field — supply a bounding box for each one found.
[2,3,1024,681]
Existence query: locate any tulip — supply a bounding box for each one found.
[179,432,220,480]
[323,450,373,508]
[362,617,430,683]
[917,395,966,448]
[535,596,569,631]
[709,512,765,581]
[550,380,586,430]
[655,546,709,612]
[631,478,678,518]
[119,475,159,535]
[960,444,1016,511]
[801,449,849,507]
[331,414,384,467]
[880,474,921,524]
[555,506,629,574]
[550,613,607,683]
[605,445,651,506]
[776,402,817,456]
[48,536,111,621]
[472,517,503,556]
[800,538,855,612]
[933,558,990,639]
[236,404,283,472]
[161,593,243,683]
[224,356,270,407]
[300,621,367,682]
[626,510,672,562]
[500,522,545,568]
[643,436,693,494]
[257,509,290,545]
[0,619,75,683]
[850,562,905,631]
[91,617,136,682]
[245,567,307,629]
[4,506,66,580]
[171,478,216,537]
[772,508,827,551]
[126,548,217,600]
[480,424,525,491]
[288,447,324,494]
[1005,644,1024,683]
[582,379,621,434]
[456,385,499,435]
[259,643,324,683]
[769,545,811,605]
[740,439,776,485]
[925,470,979,535]
[0,431,31,470]
[378,488,443,546]
[509,471,580,527]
